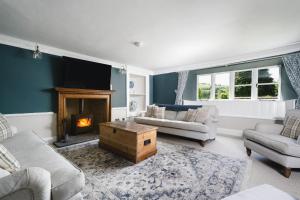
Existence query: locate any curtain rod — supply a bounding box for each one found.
[223,50,299,67]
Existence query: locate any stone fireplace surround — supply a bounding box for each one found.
[55,87,114,146]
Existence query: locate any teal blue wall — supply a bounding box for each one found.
[153,72,177,104]
[153,57,297,104]
[149,75,154,104]
[0,44,126,114]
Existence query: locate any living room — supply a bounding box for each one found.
[0,1,299,200]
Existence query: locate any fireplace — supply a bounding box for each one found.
[55,87,114,147]
[71,114,94,135]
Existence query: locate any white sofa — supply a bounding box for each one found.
[243,109,300,178]
[134,105,218,146]
[0,130,85,200]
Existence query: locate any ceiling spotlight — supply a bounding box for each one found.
[133,41,144,47]
[33,44,42,59]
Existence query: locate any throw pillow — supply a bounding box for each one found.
[183,109,198,122]
[0,144,20,172]
[0,114,13,141]
[280,116,300,139]
[194,108,210,123]
[153,107,166,119]
[145,105,156,117]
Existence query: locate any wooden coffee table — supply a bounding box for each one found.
[99,121,158,163]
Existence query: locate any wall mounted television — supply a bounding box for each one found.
[62,56,112,90]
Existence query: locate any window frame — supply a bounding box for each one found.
[196,65,281,101]
[196,74,213,100]
[233,69,253,100]
[256,66,281,100]
[214,72,230,100]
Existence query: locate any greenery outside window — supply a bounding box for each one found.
[234,70,252,99]
[197,74,211,99]
[196,65,280,101]
[215,73,230,99]
[257,67,279,99]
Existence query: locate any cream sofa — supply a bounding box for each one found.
[243,109,300,178]
[0,130,85,200]
[135,105,218,146]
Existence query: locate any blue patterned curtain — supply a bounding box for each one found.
[282,53,300,109]
[175,71,189,105]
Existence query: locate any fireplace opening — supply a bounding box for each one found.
[70,99,94,135]
[71,113,94,135]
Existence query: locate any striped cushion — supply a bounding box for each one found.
[0,144,20,172]
[183,109,198,122]
[280,116,300,139]
[0,114,12,141]
[153,106,165,119]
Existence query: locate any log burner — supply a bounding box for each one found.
[70,99,94,135]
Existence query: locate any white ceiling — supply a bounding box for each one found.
[0,0,300,72]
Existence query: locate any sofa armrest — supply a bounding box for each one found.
[255,123,284,135]
[0,167,51,200]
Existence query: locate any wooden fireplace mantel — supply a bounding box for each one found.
[55,87,115,95]
[55,87,114,141]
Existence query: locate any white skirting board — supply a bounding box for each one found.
[5,107,127,143]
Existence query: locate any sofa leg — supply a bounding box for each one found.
[246,148,251,157]
[199,140,205,147]
[282,167,291,178]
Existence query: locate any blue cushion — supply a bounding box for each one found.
[157,104,202,111]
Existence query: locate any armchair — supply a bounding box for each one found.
[243,110,300,178]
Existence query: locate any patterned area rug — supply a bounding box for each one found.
[60,141,249,200]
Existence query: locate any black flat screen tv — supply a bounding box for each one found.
[62,56,111,90]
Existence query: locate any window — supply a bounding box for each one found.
[257,67,279,99]
[215,73,230,99]
[234,70,252,99]
[196,65,280,101]
[197,74,211,99]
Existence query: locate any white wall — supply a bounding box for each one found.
[5,107,127,143]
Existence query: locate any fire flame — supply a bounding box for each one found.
[76,118,92,128]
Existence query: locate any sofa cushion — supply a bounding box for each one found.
[183,109,198,122]
[280,116,300,139]
[176,111,187,121]
[145,105,156,117]
[0,144,20,172]
[164,111,177,120]
[244,130,300,157]
[195,108,210,123]
[153,106,165,119]
[157,104,202,111]
[135,117,209,133]
[0,131,84,200]
[0,114,13,141]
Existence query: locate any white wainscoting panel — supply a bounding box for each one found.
[4,107,128,143]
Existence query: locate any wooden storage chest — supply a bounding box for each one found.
[99,122,158,163]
